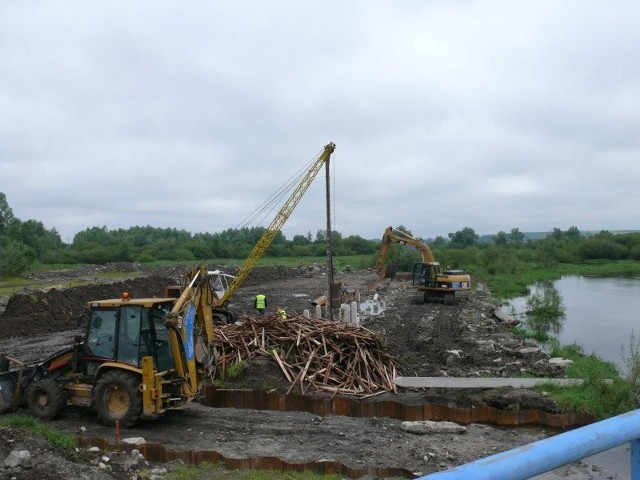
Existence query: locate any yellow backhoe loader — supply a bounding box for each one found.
[374,226,471,304]
[0,266,218,426]
[0,142,337,426]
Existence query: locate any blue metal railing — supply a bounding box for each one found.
[418,408,640,480]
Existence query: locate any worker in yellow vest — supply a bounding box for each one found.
[277,308,287,319]
[254,293,267,315]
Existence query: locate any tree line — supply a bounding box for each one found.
[1,192,640,278]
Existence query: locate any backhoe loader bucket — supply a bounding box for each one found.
[0,354,28,414]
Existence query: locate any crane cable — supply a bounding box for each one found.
[234,148,324,230]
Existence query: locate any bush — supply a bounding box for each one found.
[578,238,628,261]
[0,240,36,276]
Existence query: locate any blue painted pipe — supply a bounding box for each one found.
[418,409,640,480]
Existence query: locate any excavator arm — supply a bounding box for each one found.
[374,226,435,278]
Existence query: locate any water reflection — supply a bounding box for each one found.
[507,276,640,371]
[523,280,566,336]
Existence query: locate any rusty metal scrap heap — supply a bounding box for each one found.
[210,313,400,397]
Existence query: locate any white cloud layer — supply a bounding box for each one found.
[1,1,639,242]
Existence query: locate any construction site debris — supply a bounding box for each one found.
[209,312,400,397]
[401,420,467,435]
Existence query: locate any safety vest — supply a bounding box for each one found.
[255,294,266,309]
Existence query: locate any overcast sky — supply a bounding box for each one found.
[1,1,639,243]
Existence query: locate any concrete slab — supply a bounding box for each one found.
[393,376,592,389]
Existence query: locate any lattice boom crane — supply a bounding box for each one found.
[218,142,336,306]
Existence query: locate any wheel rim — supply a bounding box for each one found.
[36,392,49,408]
[104,385,130,418]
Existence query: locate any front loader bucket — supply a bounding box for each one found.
[0,354,28,414]
[0,370,19,413]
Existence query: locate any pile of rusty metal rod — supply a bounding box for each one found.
[209,312,400,397]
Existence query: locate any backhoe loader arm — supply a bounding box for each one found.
[164,265,217,393]
[374,226,435,277]
[218,142,336,306]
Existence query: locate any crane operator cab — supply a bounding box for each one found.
[83,297,175,380]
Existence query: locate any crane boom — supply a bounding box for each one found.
[218,142,336,306]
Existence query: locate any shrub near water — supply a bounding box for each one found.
[536,342,637,419]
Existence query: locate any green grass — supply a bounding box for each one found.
[511,326,551,343]
[0,413,75,449]
[478,260,640,300]
[28,255,373,273]
[0,270,140,297]
[476,267,563,298]
[533,342,637,419]
[0,276,36,296]
[197,255,371,270]
[165,462,343,480]
[225,360,248,379]
[536,377,635,419]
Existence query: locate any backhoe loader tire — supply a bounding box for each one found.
[94,370,142,428]
[26,378,67,420]
[213,308,234,325]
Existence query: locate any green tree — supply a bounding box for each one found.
[578,238,628,260]
[343,235,375,255]
[550,227,563,240]
[566,226,581,240]
[510,228,525,244]
[0,193,15,235]
[292,234,310,246]
[432,235,447,246]
[494,231,509,246]
[448,227,479,246]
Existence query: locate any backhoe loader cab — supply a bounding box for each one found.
[83,298,176,378]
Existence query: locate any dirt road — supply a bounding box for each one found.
[0,264,623,478]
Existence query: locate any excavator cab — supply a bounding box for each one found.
[412,262,442,288]
[83,299,175,380]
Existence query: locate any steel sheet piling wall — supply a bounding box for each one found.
[201,387,595,428]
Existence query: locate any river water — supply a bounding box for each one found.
[506,276,640,372]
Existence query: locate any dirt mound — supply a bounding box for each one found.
[0,265,312,339]
[0,275,175,337]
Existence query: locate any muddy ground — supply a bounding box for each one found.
[0,264,624,479]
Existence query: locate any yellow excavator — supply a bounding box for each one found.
[374,226,471,304]
[0,142,336,426]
